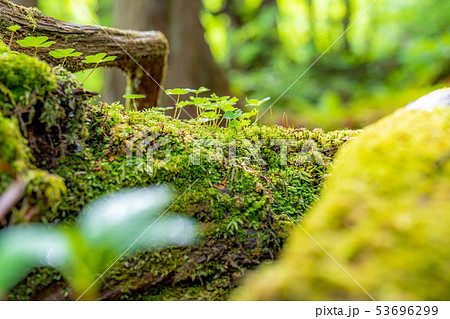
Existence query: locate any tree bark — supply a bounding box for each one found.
[10,0,36,7]
[103,0,228,111]
[0,0,169,109]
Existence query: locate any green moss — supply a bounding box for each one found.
[0,40,56,110]
[1,45,356,300]
[8,101,356,300]
[0,41,89,165]
[0,40,9,53]
[233,103,450,300]
[0,112,31,178]
[0,43,69,225]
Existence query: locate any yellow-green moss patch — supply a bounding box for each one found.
[233,105,450,301]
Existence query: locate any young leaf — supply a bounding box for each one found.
[191,86,210,95]
[82,53,107,64]
[221,103,237,113]
[123,94,146,99]
[82,53,116,64]
[177,100,194,107]
[190,97,211,106]
[200,111,220,119]
[16,36,55,49]
[223,111,235,120]
[101,56,117,63]
[241,109,259,119]
[166,88,193,95]
[81,53,117,85]
[234,109,243,118]
[7,25,21,48]
[246,97,271,108]
[49,48,83,59]
[224,109,243,120]
[8,25,21,32]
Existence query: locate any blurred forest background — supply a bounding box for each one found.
[12,0,450,130]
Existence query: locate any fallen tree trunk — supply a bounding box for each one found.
[0,0,169,109]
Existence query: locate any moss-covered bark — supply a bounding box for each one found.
[0,0,168,108]
[1,39,357,300]
[233,94,450,300]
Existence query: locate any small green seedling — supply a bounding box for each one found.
[7,25,21,48]
[81,53,117,85]
[49,48,83,67]
[223,109,243,128]
[16,36,56,57]
[123,94,146,111]
[245,97,271,108]
[246,97,271,125]
[166,88,193,118]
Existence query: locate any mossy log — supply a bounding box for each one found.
[0,0,168,109]
[0,36,360,300]
[233,89,450,301]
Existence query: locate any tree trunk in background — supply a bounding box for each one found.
[11,0,37,7]
[103,0,228,112]
[341,0,351,52]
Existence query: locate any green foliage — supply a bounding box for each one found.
[165,87,269,128]
[7,25,21,32]
[233,95,450,300]
[0,32,356,301]
[123,94,146,111]
[49,48,83,67]
[16,36,55,57]
[0,41,57,109]
[123,94,146,99]
[0,186,197,300]
[6,95,356,300]
[201,0,450,129]
[7,25,21,48]
[0,44,89,170]
[81,53,117,84]
[82,52,117,64]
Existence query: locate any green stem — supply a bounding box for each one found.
[195,93,199,117]
[217,116,225,128]
[81,64,98,85]
[34,47,38,57]
[174,95,181,119]
[270,106,273,128]
[8,32,14,48]
[133,100,137,111]
[61,57,67,67]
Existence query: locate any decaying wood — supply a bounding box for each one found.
[0,180,26,223]
[0,0,169,109]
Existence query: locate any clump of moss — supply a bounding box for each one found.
[1,42,357,300]
[0,41,68,225]
[0,112,66,225]
[0,39,56,109]
[9,100,357,300]
[0,40,90,167]
[0,113,31,178]
[233,105,450,300]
